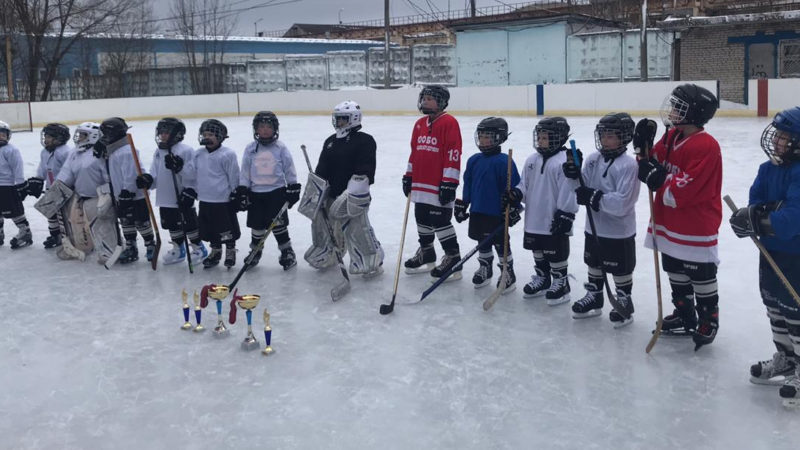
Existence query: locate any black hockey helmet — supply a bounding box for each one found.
[252,111,279,145]
[761,106,800,165]
[661,83,718,127]
[594,112,634,159]
[41,123,71,149]
[99,117,130,144]
[199,119,228,146]
[475,116,509,154]
[155,117,186,150]
[418,85,450,114]
[533,116,570,156]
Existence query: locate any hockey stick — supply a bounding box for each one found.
[226,202,290,293]
[165,145,193,273]
[300,144,351,301]
[102,157,125,269]
[483,148,514,311]
[379,195,412,315]
[127,133,162,271]
[568,140,633,319]
[643,127,667,354]
[419,223,505,303]
[723,195,800,307]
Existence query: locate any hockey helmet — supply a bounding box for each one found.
[41,123,70,149]
[199,119,228,147]
[761,106,800,165]
[332,101,362,138]
[0,120,9,145]
[594,112,634,159]
[660,83,718,127]
[155,117,186,150]
[474,116,509,154]
[418,85,450,114]
[252,111,279,145]
[99,117,130,144]
[73,122,101,151]
[533,116,570,156]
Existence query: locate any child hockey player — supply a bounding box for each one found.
[562,113,640,327]
[55,122,116,263]
[505,117,578,305]
[0,120,33,249]
[729,106,800,406]
[135,117,207,266]
[234,111,300,271]
[303,100,383,278]
[454,117,520,293]
[195,119,240,269]
[637,83,722,350]
[95,117,157,264]
[403,85,462,281]
[28,123,72,249]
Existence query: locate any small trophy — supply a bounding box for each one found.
[262,308,274,355]
[193,291,204,332]
[234,294,261,351]
[181,289,192,330]
[208,284,230,337]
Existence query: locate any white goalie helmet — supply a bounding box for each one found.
[0,120,11,141]
[73,122,101,150]
[332,100,362,138]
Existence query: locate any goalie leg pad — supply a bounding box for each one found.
[341,213,384,275]
[34,180,73,219]
[304,210,337,269]
[68,197,94,253]
[90,201,120,262]
[298,172,329,220]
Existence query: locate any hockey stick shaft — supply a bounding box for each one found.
[380,195,412,315]
[127,134,162,271]
[643,131,666,354]
[483,148,514,311]
[165,146,193,273]
[723,195,800,307]
[227,202,290,293]
[568,140,629,318]
[300,144,351,300]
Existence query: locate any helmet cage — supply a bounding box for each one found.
[761,123,800,165]
[660,94,690,127]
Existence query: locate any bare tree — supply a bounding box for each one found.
[11,0,139,101]
[101,0,156,75]
[170,0,237,94]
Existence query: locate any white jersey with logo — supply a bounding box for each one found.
[106,139,145,200]
[57,147,108,198]
[516,149,579,235]
[580,151,640,238]
[195,145,239,203]
[149,142,197,208]
[36,144,71,187]
[0,143,24,186]
[239,139,297,193]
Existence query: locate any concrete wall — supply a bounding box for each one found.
[22,79,800,129]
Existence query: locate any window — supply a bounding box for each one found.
[779,39,800,78]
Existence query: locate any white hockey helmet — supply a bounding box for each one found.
[0,120,11,143]
[73,122,101,151]
[332,100,362,138]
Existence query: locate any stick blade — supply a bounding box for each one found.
[330,280,351,302]
[150,237,162,271]
[379,301,395,315]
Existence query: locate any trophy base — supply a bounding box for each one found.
[193,325,205,332]
[241,338,260,351]
[212,327,229,338]
[262,346,274,355]
[181,322,192,330]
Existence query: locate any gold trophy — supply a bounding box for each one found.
[234,294,261,351]
[207,284,230,337]
[262,308,274,355]
[193,291,204,332]
[181,290,192,330]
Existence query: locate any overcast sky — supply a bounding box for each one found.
[154,0,503,36]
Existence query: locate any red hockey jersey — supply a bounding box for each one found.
[406,113,462,206]
[644,128,722,264]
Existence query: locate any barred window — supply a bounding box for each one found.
[779,39,800,78]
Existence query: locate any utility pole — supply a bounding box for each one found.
[384,0,390,88]
[640,0,648,81]
[471,0,476,17]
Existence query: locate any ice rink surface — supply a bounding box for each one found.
[1,113,797,449]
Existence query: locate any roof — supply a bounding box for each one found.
[658,9,800,29]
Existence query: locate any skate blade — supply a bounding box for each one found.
[782,398,800,408]
[405,263,435,274]
[473,279,491,289]
[656,329,694,337]
[162,258,186,265]
[500,284,516,295]
[546,294,571,306]
[571,309,602,319]
[522,291,547,299]
[750,376,792,386]
[612,316,634,329]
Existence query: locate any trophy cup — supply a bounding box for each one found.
[193,290,205,332]
[207,284,230,337]
[262,308,274,355]
[181,289,192,330]
[233,294,261,351]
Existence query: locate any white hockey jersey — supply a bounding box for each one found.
[57,147,108,198]
[36,144,71,187]
[195,145,239,203]
[516,150,579,235]
[239,140,297,193]
[107,139,145,200]
[0,143,24,186]
[149,142,197,208]
[579,151,640,239]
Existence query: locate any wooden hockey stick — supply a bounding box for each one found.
[127,133,162,271]
[483,148,514,311]
[723,195,800,307]
[379,195,412,315]
[643,126,666,354]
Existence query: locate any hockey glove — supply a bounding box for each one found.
[562,148,582,180]
[180,188,197,210]
[164,153,184,173]
[286,183,301,209]
[638,157,668,191]
[549,209,575,235]
[575,186,604,212]
[26,177,44,198]
[501,187,523,209]
[633,119,657,155]
[117,189,136,220]
[402,175,412,197]
[15,181,29,202]
[729,202,780,238]
[231,186,250,212]
[92,141,107,159]
[454,199,469,223]
[136,173,154,190]
[438,181,458,205]
[509,205,522,227]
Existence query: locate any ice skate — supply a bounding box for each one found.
[779,368,800,407]
[497,260,516,295]
[430,252,462,282]
[118,242,139,264]
[523,268,550,298]
[203,248,222,269]
[224,247,237,268]
[472,257,493,288]
[545,275,570,306]
[43,234,62,249]
[162,242,186,265]
[9,227,33,250]
[279,246,297,270]
[750,352,797,386]
[609,290,634,328]
[404,246,436,274]
[571,283,603,319]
